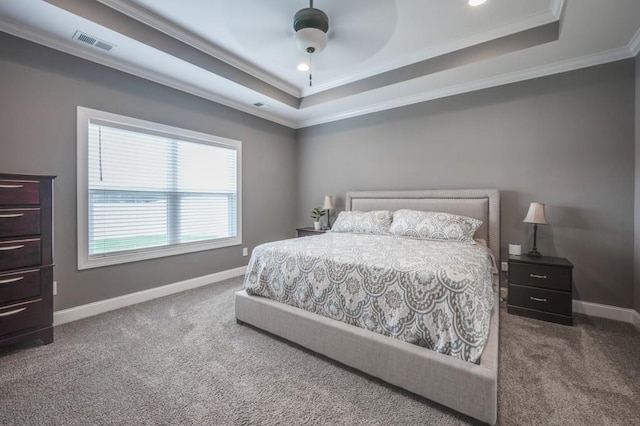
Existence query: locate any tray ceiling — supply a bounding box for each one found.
[0,0,639,128]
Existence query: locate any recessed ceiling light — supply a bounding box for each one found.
[468,0,487,6]
[297,63,310,72]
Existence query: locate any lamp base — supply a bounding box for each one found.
[526,249,542,257]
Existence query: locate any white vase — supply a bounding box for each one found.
[313,221,321,230]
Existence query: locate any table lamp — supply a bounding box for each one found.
[322,195,335,229]
[523,202,547,257]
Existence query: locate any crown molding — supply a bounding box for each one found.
[97,0,301,98]
[296,46,634,128]
[550,0,565,18]
[1,4,634,131]
[629,27,640,56]
[0,17,297,129]
[301,6,560,97]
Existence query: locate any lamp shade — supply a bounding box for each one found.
[322,195,335,210]
[523,202,547,224]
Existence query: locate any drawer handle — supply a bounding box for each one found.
[530,296,548,303]
[0,276,24,285]
[530,274,547,279]
[0,245,24,251]
[0,184,24,189]
[0,307,26,317]
[0,213,25,218]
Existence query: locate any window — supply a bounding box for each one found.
[77,107,241,269]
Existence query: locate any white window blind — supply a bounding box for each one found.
[77,107,242,269]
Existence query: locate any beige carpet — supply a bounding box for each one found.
[0,277,638,425]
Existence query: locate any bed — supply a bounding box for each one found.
[235,189,500,424]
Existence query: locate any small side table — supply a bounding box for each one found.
[296,227,327,238]
[507,254,573,325]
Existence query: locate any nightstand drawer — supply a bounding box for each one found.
[0,299,46,337]
[509,262,571,291]
[0,269,41,304]
[0,238,41,271]
[0,180,40,205]
[509,284,572,316]
[0,209,41,238]
[296,228,326,237]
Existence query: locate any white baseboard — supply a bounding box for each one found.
[53,271,640,330]
[53,266,246,326]
[572,300,638,325]
[632,310,640,332]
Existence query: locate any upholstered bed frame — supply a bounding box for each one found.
[235,189,500,424]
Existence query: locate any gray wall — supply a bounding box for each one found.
[297,60,636,309]
[1,30,635,312]
[635,53,640,314]
[0,33,298,310]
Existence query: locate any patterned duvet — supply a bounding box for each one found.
[243,232,495,363]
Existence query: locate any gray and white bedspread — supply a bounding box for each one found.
[243,233,494,363]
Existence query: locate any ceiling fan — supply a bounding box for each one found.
[293,0,329,86]
[223,0,397,89]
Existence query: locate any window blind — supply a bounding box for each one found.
[81,113,240,265]
[88,123,237,256]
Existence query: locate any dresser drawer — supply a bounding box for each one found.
[0,238,41,271]
[509,284,572,316]
[0,299,46,336]
[0,180,40,205]
[509,262,571,291]
[0,209,40,238]
[0,269,41,304]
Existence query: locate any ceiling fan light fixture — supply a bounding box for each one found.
[293,5,329,53]
[297,63,310,72]
[294,27,328,53]
[468,0,488,6]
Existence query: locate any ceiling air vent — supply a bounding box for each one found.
[72,31,116,52]
[253,102,271,109]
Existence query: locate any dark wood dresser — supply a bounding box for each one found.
[507,254,573,325]
[0,174,55,346]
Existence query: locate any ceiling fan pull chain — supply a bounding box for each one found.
[309,52,313,87]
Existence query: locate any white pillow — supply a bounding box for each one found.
[389,209,482,243]
[330,210,393,235]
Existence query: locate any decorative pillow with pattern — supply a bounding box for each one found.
[330,210,393,235]
[389,209,482,243]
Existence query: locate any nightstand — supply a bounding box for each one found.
[296,227,327,237]
[507,254,573,325]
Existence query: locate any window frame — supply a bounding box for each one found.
[77,106,242,270]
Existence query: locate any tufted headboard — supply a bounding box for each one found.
[345,189,500,261]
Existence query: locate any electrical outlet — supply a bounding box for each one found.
[53,281,58,296]
[242,247,248,257]
[501,262,508,272]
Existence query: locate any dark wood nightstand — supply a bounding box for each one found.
[296,227,327,237]
[507,254,573,325]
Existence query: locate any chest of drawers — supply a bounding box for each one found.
[0,174,55,347]
[507,254,573,325]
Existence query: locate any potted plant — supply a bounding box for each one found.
[311,207,326,230]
